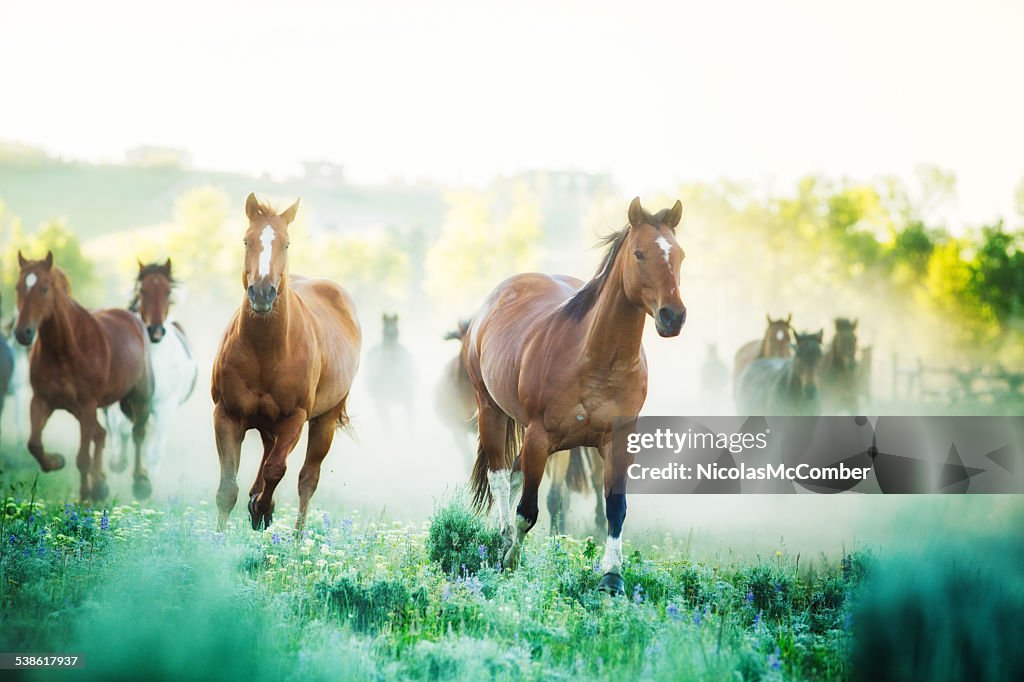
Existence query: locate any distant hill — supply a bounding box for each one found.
[0,146,447,238]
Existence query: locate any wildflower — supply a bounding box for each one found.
[478,544,488,560]
[8,534,17,545]
[322,512,331,530]
[342,518,354,533]
[754,611,763,629]
[746,590,754,604]
[28,514,35,525]
[666,602,681,620]
[272,532,281,545]
[463,575,484,596]
[774,581,781,592]
[633,584,644,604]
[768,646,782,671]
[692,610,702,626]
[100,510,110,531]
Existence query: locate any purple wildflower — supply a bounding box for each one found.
[272,532,281,545]
[746,590,754,604]
[9,534,17,545]
[322,512,331,530]
[478,544,488,560]
[100,509,110,531]
[754,611,763,628]
[463,575,484,596]
[666,603,682,620]
[692,610,702,626]
[768,646,782,671]
[342,518,354,533]
[633,584,644,604]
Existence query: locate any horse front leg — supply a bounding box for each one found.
[503,423,550,570]
[598,439,628,595]
[589,447,606,533]
[87,409,108,501]
[214,405,245,531]
[130,403,152,500]
[248,429,276,498]
[27,395,63,473]
[251,409,306,531]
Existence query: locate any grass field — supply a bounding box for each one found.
[0,455,1021,681]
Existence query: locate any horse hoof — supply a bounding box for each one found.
[92,480,110,501]
[598,572,625,596]
[248,495,272,531]
[501,544,523,571]
[110,457,127,474]
[132,476,152,500]
[43,453,66,472]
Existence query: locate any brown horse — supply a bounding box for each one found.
[733,314,792,389]
[544,447,605,535]
[464,197,686,594]
[13,252,153,501]
[821,318,859,414]
[212,194,361,532]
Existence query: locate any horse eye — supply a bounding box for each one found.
[633,249,645,260]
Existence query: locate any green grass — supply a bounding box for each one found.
[0,470,1020,680]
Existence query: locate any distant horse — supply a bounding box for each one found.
[464,197,686,594]
[13,252,153,501]
[212,194,361,532]
[365,313,417,429]
[106,259,198,477]
[736,330,824,416]
[700,342,729,401]
[820,318,859,414]
[733,314,792,389]
[544,447,605,535]
[434,320,476,463]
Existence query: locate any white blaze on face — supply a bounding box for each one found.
[655,235,673,264]
[257,225,276,278]
[25,273,37,290]
[776,330,785,341]
[600,535,623,574]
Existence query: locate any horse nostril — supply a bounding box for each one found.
[679,308,687,325]
[247,285,256,301]
[268,285,278,302]
[658,307,674,325]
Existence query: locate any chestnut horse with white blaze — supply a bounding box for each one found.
[212,194,361,532]
[733,314,792,390]
[13,252,153,501]
[465,197,686,594]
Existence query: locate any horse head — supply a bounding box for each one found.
[621,197,686,337]
[135,259,175,343]
[13,250,60,346]
[242,192,300,314]
[792,329,824,399]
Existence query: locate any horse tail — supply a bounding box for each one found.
[565,447,589,493]
[470,415,521,512]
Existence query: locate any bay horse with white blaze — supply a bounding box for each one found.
[13,252,153,501]
[733,314,792,389]
[212,194,361,532]
[465,197,686,594]
[107,259,198,477]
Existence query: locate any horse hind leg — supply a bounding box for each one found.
[588,447,606,533]
[469,397,513,538]
[294,405,343,533]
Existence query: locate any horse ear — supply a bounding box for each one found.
[137,258,145,272]
[815,329,824,343]
[245,193,261,221]
[665,200,683,230]
[765,313,771,325]
[786,313,792,325]
[164,258,172,275]
[628,197,645,228]
[17,250,27,268]
[280,198,301,225]
[852,318,858,330]
[44,251,53,270]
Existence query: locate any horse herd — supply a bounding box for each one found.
[0,193,864,595]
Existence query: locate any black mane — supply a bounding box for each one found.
[559,227,630,321]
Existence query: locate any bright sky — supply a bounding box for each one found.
[1,0,1022,225]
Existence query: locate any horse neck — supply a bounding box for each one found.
[238,279,292,352]
[38,289,92,357]
[581,259,646,370]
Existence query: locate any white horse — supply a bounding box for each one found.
[107,261,197,477]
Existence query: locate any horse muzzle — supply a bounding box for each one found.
[14,326,35,346]
[655,305,686,337]
[148,324,166,343]
[247,283,278,314]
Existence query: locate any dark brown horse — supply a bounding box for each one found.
[212,194,361,532]
[733,314,792,389]
[736,330,824,416]
[821,318,860,414]
[464,197,686,594]
[13,252,153,501]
